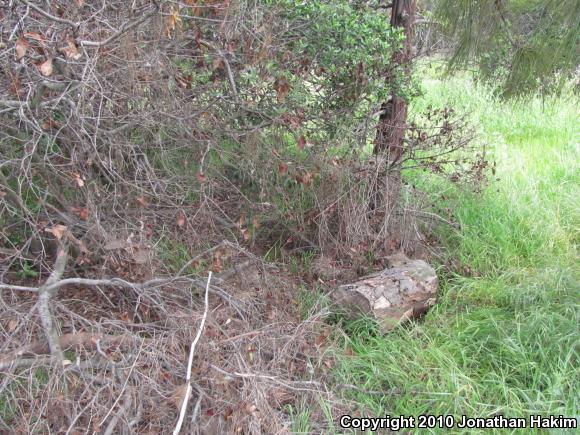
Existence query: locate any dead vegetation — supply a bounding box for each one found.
[1,242,362,433]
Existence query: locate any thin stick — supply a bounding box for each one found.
[173,271,212,435]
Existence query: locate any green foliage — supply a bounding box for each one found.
[435,0,580,98]
[16,261,39,279]
[278,0,401,98]
[265,0,401,142]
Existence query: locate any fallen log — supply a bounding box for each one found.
[332,253,438,332]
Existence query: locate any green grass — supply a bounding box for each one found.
[331,71,579,432]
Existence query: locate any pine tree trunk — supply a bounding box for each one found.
[374,0,416,160]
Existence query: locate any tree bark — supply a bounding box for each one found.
[374,0,416,161]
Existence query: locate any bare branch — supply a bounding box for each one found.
[36,244,69,362]
[79,7,160,47]
[19,0,80,28]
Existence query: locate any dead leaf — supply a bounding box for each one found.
[41,118,60,130]
[176,210,186,227]
[24,32,46,45]
[297,135,306,151]
[71,207,89,221]
[59,39,82,60]
[278,162,288,175]
[212,57,224,70]
[15,37,29,60]
[211,258,222,273]
[223,407,233,421]
[252,216,260,229]
[171,384,189,410]
[45,225,67,240]
[136,196,149,208]
[244,403,258,414]
[275,76,289,103]
[72,173,85,187]
[240,227,250,242]
[7,319,18,332]
[315,328,330,346]
[165,6,183,38]
[39,58,53,76]
[9,77,23,97]
[296,171,314,187]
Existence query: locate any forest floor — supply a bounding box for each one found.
[321,69,579,432]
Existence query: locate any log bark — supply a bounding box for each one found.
[332,253,437,332]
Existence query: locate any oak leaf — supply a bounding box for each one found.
[15,37,29,60]
[72,172,85,187]
[136,196,149,208]
[45,225,68,240]
[8,319,18,332]
[39,58,53,76]
[59,39,82,60]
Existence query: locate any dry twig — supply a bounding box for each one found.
[173,271,212,435]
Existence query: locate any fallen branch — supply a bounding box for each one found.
[1,272,210,295]
[208,364,415,397]
[36,243,69,363]
[0,332,135,371]
[173,271,212,435]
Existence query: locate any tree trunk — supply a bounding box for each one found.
[374,0,416,161]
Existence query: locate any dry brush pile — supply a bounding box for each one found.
[0,1,488,432]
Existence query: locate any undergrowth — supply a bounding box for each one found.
[331,69,579,432]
